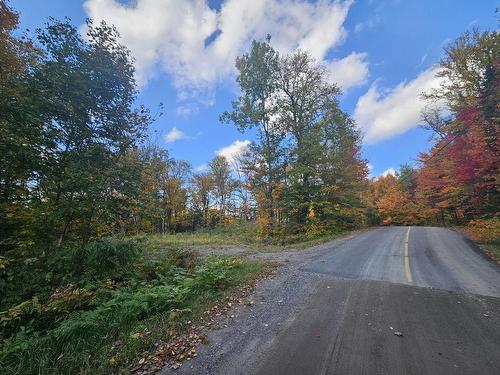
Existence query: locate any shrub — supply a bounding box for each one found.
[467,218,500,243]
[1,285,97,339]
[73,237,142,279]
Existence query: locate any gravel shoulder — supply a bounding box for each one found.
[160,231,362,374]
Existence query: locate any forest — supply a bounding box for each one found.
[0,1,498,374]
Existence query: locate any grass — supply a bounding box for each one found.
[136,223,261,249]
[0,237,264,375]
[138,222,354,253]
[99,258,263,374]
[481,241,500,262]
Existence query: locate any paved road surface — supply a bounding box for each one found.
[255,227,500,375]
[301,226,499,297]
[163,227,500,375]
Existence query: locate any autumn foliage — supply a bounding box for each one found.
[467,219,500,243]
[368,28,499,231]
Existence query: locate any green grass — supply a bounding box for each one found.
[137,222,353,252]
[136,223,261,249]
[1,242,263,375]
[482,240,500,262]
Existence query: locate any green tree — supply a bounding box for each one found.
[316,109,368,228]
[0,2,44,253]
[209,155,234,221]
[31,19,151,247]
[397,163,417,198]
[274,51,341,224]
[425,29,499,112]
[190,172,215,227]
[220,37,284,230]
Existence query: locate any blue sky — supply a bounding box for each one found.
[12,0,498,176]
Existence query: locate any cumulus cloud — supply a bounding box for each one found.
[164,127,186,143]
[327,52,369,90]
[381,167,396,177]
[353,67,444,144]
[216,140,251,163]
[83,0,367,100]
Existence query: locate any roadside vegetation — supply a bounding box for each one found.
[0,235,263,374]
[0,1,498,374]
[363,28,499,239]
[466,219,500,262]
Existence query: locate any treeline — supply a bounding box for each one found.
[366,29,499,229]
[1,4,368,268]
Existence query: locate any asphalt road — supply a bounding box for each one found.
[254,226,500,375]
[163,226,500,375]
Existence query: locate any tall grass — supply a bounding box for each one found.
[137,223,260,249]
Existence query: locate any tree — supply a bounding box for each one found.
[222,38,369,235]
[417,105,499,223]
[209,155,234,222]
[227,152,255,222]
[190,172,214,227]
[316,109,368,228]
[420,105,451,140]
[220,36,284,231]
[425,29,500,113]
[369,174,421,226]
[0,17,152,254]
[417,26,499,224]
[275,51,331,223]
[0,2,44,253]
[397,164,417,198]
[31,19,151,247]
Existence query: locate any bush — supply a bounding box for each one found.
[0,285,98,339]
[73,237,142,279]
[467,218,500,243]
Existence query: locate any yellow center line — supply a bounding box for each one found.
[404,226,413,283]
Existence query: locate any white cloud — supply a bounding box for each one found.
[381,167,396,177]
[367,163,374,177]
[82,0,366,100]
[194,164,209,172]
[354,15,380,33]
[417,51,428,67]
[327,52,369,90]
[164,127,186,143]
[216,139,251,163]
[353,67,444,144]
[176,105,198,118]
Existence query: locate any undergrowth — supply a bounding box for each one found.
[0,236,261,375]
